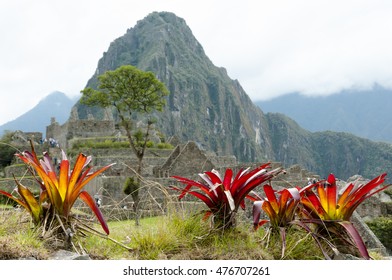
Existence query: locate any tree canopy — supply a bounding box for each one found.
[80,65,169,160]
[80,65,169,114]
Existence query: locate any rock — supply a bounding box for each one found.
[49,249,91,260]
[332,252,361,260]
[19,256,37,260]
[351,211,389,257]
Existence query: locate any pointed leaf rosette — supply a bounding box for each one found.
[170,163,284,229]
[300,173,390,259]
[3,143,115,234]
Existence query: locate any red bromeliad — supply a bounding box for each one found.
[250,184,301,230]
[249,184,302,258]
[300,173,390,259]
[170,163,284,229]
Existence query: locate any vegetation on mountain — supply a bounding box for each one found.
[367,217,392,252]
[257,86,392,143]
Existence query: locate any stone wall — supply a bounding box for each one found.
[155,142,214,178]
[46,118,68,149]
[67,120,116,139]
[46,116,117,149]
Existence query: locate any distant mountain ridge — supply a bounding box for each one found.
[256,86,392,143]
[0,91,75,136]
[68,11,392,181]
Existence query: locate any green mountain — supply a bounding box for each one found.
[74,11,274,163]
[257,86,392,143]
[72,11,392,181]
[265,112,392,180]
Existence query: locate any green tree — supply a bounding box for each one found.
[80,65,169,224]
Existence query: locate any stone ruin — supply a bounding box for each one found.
[1,116,390,258]
[42,116,323,213]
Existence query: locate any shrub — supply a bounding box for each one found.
[123,177,139,196]
[367,217,392,252]
[156,142,173,149]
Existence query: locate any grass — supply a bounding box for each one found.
[0,208,323,260]
[0,210,49,259]
[1,207,385,260]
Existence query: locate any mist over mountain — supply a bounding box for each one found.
[0,91,74,136]
[70,11,392,180]
[257,85,392,143]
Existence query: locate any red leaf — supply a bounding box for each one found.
[349,173,386,206]
[338,221,370,259]
[222,169,233,191]
[301,190,327,219]
[79,191,109,235]
[263,184,279,213]
[337,183,355,210]
[252,200,266,229]
[178,184,193,200]
[171,175,219,205]
[326,174,337,218]
[204,171,222,186]
[0,190,27,210]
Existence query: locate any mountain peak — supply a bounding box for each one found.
[0,91,74,136]
[74,11,272,162]
[39,91,71,106]
[41,91,68,101]
[140,11,187,26]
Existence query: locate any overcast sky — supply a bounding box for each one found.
[1,0,392,125]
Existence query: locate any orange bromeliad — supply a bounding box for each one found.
[301,173,389,221]
[0,144,113,234]
[300,173,390,259]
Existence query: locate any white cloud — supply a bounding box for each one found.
[1,0,392,125]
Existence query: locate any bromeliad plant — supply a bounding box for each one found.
[249,185,303,258]
[0,142,113,241]
[170,163,284,230]
[300,173,390,259]
[250,185,301,230]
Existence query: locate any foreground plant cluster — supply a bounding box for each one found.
[171,164,390,259]
[0,144,390,260]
